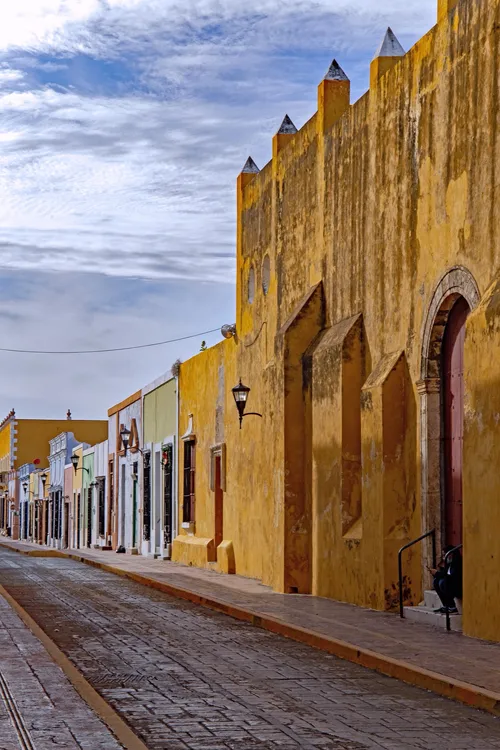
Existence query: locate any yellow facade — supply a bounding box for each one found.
[0,418,13,475]
[0,414,107,474]
[143,379,176,445]
[174,0,500,642]
[15,420,108,468]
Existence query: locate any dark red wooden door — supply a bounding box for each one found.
[443,297,470,548]
[214,456,223,554]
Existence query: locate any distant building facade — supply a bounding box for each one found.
[108,391,142,552]
[142,373,178,558]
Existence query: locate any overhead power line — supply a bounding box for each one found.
[0,327,221,355]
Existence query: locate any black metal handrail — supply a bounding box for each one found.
[398,529,436,618]
[444,543,463,631]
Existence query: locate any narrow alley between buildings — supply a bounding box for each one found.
[0,548,498,750]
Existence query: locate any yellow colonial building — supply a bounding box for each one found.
[173,0,500,643]
[0,410,107,540]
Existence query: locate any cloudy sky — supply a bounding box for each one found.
[0,0,436,419]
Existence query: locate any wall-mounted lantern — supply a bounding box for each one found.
[22,481,28,493]
[232,379,263,429]
[71,455,89,475]
[120,426,131,456]
[40,472,47,489]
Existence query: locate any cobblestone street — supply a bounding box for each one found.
[0,584,123,750]
[0,548,499,750]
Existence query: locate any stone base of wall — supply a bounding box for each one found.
[172,535,236,575]
[172,535,215,568]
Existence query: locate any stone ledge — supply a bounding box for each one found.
[171,535,215,568]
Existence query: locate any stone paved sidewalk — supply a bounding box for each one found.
[1,538,500,705]
[0,590,123,750]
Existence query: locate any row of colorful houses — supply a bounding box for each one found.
[0,372,178,561]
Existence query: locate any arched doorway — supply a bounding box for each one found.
[442,296,470,548]
[419,267,480,573]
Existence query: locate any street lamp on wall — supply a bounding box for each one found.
[22,482,35,500]
[120,426,131,456]
[232,379,263,429]
[71,455,90,475]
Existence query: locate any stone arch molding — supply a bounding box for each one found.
[420,266,480,381]
[418,265,480,580]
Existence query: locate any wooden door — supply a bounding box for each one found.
[77,493,81,549]
[64,503,69,548]
[443,296,469,548]
[214,456,223,553]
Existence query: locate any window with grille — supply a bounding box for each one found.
[143,452,151,542]
[183,440,195,523]
[98,478,105,537]
[108,460,114,517]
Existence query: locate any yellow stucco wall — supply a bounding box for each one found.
[175,0,500,641]
[15,420,107,468]
[0,422,12,474]
[463,279,500,642]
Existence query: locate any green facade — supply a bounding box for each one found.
[143,378,176,445]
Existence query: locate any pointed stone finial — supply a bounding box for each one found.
[277,115,297,135]
[273,115,298,158]
[242,157,260,174]
[324,59,349,82]
[373,28,405,59]
[370,28,405,88]
[317,59,350,134]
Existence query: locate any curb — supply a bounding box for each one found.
[2,540,500,717]
[0,582,148,750]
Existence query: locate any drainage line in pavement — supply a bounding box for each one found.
[0,585,149,750]
[0,671,35,750]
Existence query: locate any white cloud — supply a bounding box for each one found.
[0,0,437,416]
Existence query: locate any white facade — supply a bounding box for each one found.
[48,432,81,549]
[141,372,178,560]
[109,398,142,552]
[93,439,109,548]
[8,472,18,537]
[17,462,33,541]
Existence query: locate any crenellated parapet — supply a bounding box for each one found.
[236,0,462,202]
[0,410,15,430]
